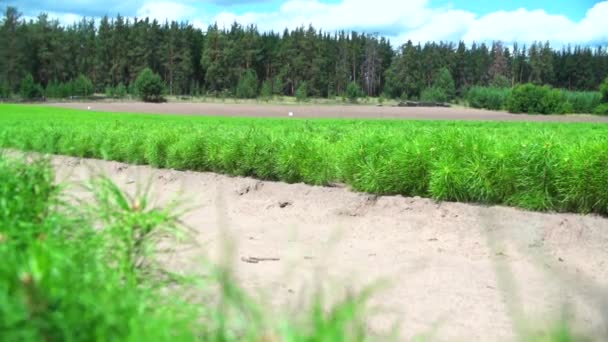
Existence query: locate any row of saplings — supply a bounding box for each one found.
[465,77,608,115]
[6,68,165,103]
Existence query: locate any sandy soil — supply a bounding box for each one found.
[46,101,608,123]
[45,154,608,341]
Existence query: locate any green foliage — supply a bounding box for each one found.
[134,68,165,102]
[507,84,565,114]
[46,81,64,98]
[295,81,308,102]
[105,83,128,99]
[420,86,448,103]
[115,83,127,98]
[490,74,511,88]
[19,74,43,100]
[0,155,198,341]
[272,77,283,95]
[433,67,455,101]
[346,81,362,103]
[466,87,511,110]
[2,104,608,215]
[378,95,385,106]
[0,80,10,99]
[562,90,601,113]
[259,79,273,101]
[600,77,608,103]
[0,153,388,341]
[236,69,258,99]
[2,9,608,100]
[72,74,94,97]
[594,103,608,115]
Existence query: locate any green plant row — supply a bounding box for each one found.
[466,83,606,115]
[1,104,607,214]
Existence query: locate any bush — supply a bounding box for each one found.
[420,87,448,103]
[433,67,455,101]
[562,90,601,113]
[20,74,43,100]
[594,103,608,115]
[490,74,511,88]
[45,81,64,98]
[0,80,10,99]
[346,81,362,103]
[134,68,165,102]
[260,79,272,102]
[106,83,128,99]
[600,77,608,103]
[72,74,94,97]
[295,81,308,102]
[466,86,511,110]
[235,69,258,99]
[115,83,127,98]
[507,84,565,114]
[105,85,115,98]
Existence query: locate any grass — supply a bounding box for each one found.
[0,104,607,215]
[0,153,381,341]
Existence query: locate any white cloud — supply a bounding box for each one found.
[214,0,431,34]
[136,1,195,22]
[209,0,608,46]
[22,0,608,46]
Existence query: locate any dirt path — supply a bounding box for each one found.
[46,101,608,123]
[50,155,608,341]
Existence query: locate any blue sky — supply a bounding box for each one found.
[3,0,607,45]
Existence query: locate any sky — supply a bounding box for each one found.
[2,0,607,46]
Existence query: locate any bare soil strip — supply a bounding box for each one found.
[46,102,608,123]
[48,154,608,341]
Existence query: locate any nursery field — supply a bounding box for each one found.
[2,103,608,341]
[1,104,608,214]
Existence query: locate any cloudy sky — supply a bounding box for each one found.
[3,0,607,45]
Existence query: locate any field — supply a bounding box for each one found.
[2,104,608,214]
[49,101,608,122]
[2,103,608,341]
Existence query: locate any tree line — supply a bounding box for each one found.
[1,6,608,100]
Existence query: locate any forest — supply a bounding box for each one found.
[1,6,608,100]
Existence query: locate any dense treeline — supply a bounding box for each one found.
[1,6,608,99]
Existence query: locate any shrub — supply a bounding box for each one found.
[295,81,308,102]
[346,81,362,103]
[594,103,608,115]
[0,80,10,99]
[490,74,511,88]
[420,86,447,103]
[562,90,601,113]
[600,77,608,103]
[433,67,455,101]
[273,77,283,96]
[507,84,565,114]
[107,83,128,99]
[46,81,64,98]
[105,85,115,98]
[115,83,127,98]
[259,80,272,102]
[134,68,165,102]
[72,74,94,97]
[235,69,258,99]
[466,86,511,110]
[20,74,43,100]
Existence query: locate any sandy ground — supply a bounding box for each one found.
[44,154,608,341]
[46,101,608,123]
